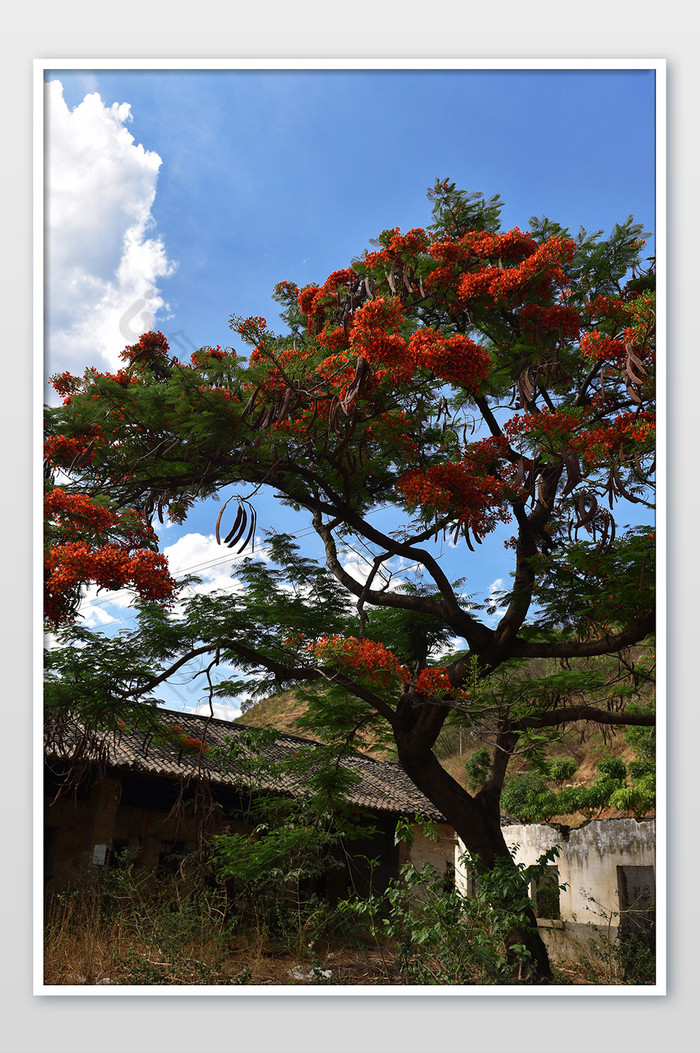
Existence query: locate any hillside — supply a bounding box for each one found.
[235,677,654,828]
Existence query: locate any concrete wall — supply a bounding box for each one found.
[455,818,656,962]
[405,822,458,881]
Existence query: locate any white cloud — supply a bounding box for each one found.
[486,577,507,620]
[188,702,242,722]
[73,530,260,627]
[341,550,404,592]
[45,80,176,380]
[77,579,141,628]
[164,531,254,592]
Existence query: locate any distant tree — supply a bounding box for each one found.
[546,759,579,788]
[596,756,628,782]
[500,771,558,823]
[465,747,492,791]
[44,180,656,981]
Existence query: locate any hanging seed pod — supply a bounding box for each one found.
[512,456,529,493]
[235,506,257,554]
[611,463,644,504]
[518,369,535,407]
[625,377,643,405]
[625,342,647,381]
[633,451,655,480]
[574,492,598,530]
[72,439,95,469]
[560,452,583,499]
[277,387,293,423]
[215,494,238,544]
[240,386,261,420]
[341,356,370,411]
[223,504,245,546]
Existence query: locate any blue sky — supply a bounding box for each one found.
[44,64,658,716]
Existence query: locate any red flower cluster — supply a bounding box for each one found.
[579,331,627,365]
[397,439,512,540]
[44,431,101,469]
[349,297,409,370]
[296,268,359,332]
[50,371,82,404]
[44,542,175,625]
[273,279,300,301]
[190,346,227,366]
[362,227,431,270]
[310,637,470,701]
[519,303,581,341]
[573,411,655,467]
[408,328,491,390]
[503,409,581,441]
[426,227,540,293]
[584,294,627,322]
[414,667,469,700]
[46,489,116,535]
[120,330,170,366]
[233,316,268,344]
[310,635,410,691]
[457,236,574,306]
[44,484,176,626]
[164,724,209,753]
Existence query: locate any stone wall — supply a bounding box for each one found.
[455,818,656,963]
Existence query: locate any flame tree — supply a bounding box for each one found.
[44,181,656,981]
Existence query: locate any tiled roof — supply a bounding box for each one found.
[45,708,445,822]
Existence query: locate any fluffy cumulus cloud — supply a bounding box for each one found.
[75,531,253,629]
[188,702,242,722]
[163,531,254,596]
[340,548,405,592]
[45,80,176,379]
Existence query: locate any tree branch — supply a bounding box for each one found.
[512,705,655,732]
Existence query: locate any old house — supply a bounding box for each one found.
[44,708,457,897]
[455,818,656,962]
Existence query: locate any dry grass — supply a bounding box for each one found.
[43,882,617,988]
[43,882,398,987]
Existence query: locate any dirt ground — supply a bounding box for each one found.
[45,940,598,987]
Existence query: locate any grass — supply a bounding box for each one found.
[43,879,394,986]
[43,864,645,987]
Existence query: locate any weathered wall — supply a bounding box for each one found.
[406,822,458,881]
[44,772,205,889]
[455,818,656,962]
[45,765,410,899]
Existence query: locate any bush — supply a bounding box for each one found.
[465,747,491,791]
[339,833,564,985]
[500,772,558,822]
[546,758,578,787]
[209,797,371,952]
[596,756,627,781]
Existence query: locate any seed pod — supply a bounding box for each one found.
[223,504,245,546]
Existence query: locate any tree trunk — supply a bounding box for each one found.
[395,732,552,982]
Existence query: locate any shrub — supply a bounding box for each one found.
[500,772,558,822]
[339,838,562,985]
[465,747,491,791]
[596,756,627,781]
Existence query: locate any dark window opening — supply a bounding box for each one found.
[617,865,655,948]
